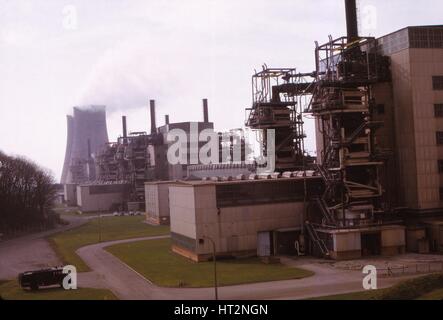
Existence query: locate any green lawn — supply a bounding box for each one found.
[418,288,443,300]
[48,216,170,272]
[0,280,117,300]
[106,238,314,288]
[311,273,443,300]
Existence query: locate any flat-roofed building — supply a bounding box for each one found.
[373,26,443,211]
[145,181,179,225]
[76,182,130,213]
[169,177,323,261]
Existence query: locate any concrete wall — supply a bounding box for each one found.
[406,227,427,252]
[425,222,443,252]
[372,82,398,206]
[381,227,406,255]
[326,226,406,260]
[145,182,171,225]
[332,232,361,260]
[390,48,419,208]
[169,183,305,260]
[64,184,77,206]
[389,48,443,209]
[409,49,443,209]
[198,203,303,255]
[169,185,197,241]
[77,185,127,213]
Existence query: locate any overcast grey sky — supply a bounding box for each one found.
[1,0,442,181]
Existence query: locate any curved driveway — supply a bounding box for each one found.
[76,236,416,300]
[0,215,419,300]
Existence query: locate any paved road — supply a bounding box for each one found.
[0,217,420,300]
[0,215,88,280]
[76,236,418,300]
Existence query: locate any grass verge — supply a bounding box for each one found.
[309,289,386,300]
[311,273,443,300]
[0,280,117,300]
[48,216,169,272]
[418,288,443,300]
[106,238,314,288]
[379,273,443,300]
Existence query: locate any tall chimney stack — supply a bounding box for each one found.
[203,99,209,123]
[122,116,127,138]
[150,100,157,134]
[87,139,92,160]
[345,0,359,41]
[165,114,170,125]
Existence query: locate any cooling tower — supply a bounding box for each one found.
[61,106,109,184]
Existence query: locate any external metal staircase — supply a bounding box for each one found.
[314,197,336,225]
[305,222,330,257]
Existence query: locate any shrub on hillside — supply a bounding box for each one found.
[379,273,443,300]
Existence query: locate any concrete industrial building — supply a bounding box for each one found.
[76,182,130,213]
[166,2,443,261]
[157,174,405,261]
[145,181,178,225]
[158,121,216,180]
[94,99,216,207]
[373,26,443,211]
[168,177,323,261]
[60,0,443,260]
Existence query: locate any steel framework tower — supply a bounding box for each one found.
[309,36,385,227]
[245,67,313,172]
[244,0,392,258]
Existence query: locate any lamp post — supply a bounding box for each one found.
[98,214,102,243]
[199,236,218,300]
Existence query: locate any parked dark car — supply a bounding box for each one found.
[18,267,66,291]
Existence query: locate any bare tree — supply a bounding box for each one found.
[0,151,57,234]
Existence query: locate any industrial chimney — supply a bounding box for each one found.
[203,99,209,123]
[345,0,359,41]
[150,100,157,134]
[122,116,127,138]
[87,139,92,160]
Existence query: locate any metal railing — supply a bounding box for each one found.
[377,262,443,277]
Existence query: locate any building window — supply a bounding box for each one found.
[435,104,443,117]
[433,76,443,90]
[376,104,385,115]
[439,160,443,173]
[437,132,443,145]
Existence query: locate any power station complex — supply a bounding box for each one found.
[62,0,443,261]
